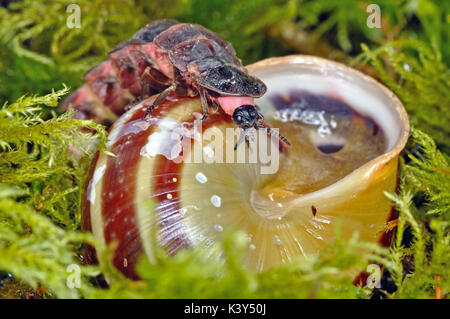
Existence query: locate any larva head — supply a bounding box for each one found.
[232,104,264,129]
[232,105,291,150]
[196,65,267,98]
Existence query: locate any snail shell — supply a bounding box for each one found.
[83,55,409,278]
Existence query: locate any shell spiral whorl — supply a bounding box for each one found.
[84,95,392,277]
[83,56,409,278]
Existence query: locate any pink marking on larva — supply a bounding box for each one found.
[85,60,114,84]
[66,85,91,106]
[85,60,128,112]
[60,85,97,112]
[216,96,255,116]
[147,42,175,79]
[109,46,140,91]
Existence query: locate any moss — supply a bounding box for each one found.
[356,41,450,153]
[0,86,108,227]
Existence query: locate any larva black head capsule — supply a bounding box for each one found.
[232,105,264,129]
[196,65,267,97]
[232,105,291,150]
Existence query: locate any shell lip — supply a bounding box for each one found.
[246,55,410,198]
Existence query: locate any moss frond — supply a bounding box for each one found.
[0,87,107,227]
[0,184,101,298]
[356,40,450,153]
[404,129,450,217]
[383,128,450,299]
[85,230,391,299]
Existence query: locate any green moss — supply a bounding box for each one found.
[0,185,100,298]
[356,40,450,153]
[0,86,107,227]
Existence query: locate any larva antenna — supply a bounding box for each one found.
[257,124,291,146]
[234,128,248,151]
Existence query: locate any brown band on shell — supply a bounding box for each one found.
[96,95,234,277]
[101,95,184,278]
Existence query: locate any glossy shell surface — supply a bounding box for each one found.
[83,55,409,277]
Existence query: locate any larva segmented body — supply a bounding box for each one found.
[61,20,261,124]
[61,20,290,148]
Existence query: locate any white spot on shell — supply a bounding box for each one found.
[273,235,282,245]
[214,224,223,232]
[210,195,221,207]
[106,111,134,147]
[167,193,173,200]
[203,146,214,158]
[87,165,106,204]
[179,205,200,217]
[195,172,207,184]
[172,177,177,182]
[140,118,184,160]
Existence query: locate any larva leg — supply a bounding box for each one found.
[199,88,209,122]
[143,84,176,118]
[210,99,219,113]
[140,66,153,99]
[125,66,152,111]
